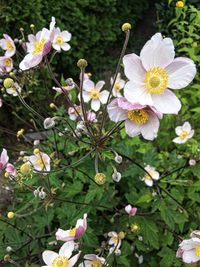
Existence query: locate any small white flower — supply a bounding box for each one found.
[6,246,12,252]
[29,151,50,172]
[52,27,71,52]
[6,82,21,96]
[177,236,200,263]
[82,79,109,111]
[189,159,196,166]
[142,165,160,187]
[78,254,106,267]
[173,122,194,144]
[111,72,125,97]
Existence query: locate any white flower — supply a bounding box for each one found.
[108,231,122,251]
[0,34,16,57]
[42,241,81,267]
[123,33,196,114]
[173,122,194,144]
[43,117,56,129]
[177,237,200,263]
[29,151,50,172]
[82,79,109,111]
[52,27,71,52]
[78,254,106,267]
[142,165,160,187]
[6,82,22,96]
[189,159,196,166]
[110,73,125,97]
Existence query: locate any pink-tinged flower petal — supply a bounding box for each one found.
[125,205,137,216]
[6,163,16,176]
[123,53,146,83]
[43,40,51,55]
[182,121,191,132]
[59,241,75,258]
[191,231,200,238]
[144,178,153,187]
[19,54,43,70]
[75,226,85,239]
[166,57,196,89]
[91,99,100,111]
[140,111,159,140]
[182,249,200,264]
[61,43,71,51]
[188,130,194,138]
[99,90,109,104]
[140,33,175,70]
[52,43,61,51]
[151,89,181,114]
[176,248,183,258]
[96,81,105,91]
[61,31,72,42]
[125,120,141,137]
[83,80,94,91]
[0,148,9,168]
[82,91,91,102]
[124,81,153,106]
[42,250,58,266]
[68,252,81,267]
[107,99,128,122]
[55,229,74,241]
[118,97,146,110]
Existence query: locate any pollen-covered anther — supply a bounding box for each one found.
[145,67,168,94]
[127,109,148,125]
[89,88,100,100]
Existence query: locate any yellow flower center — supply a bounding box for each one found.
[91,260,103,267]
[32,38,46,55]
[111,236,119,245]
[127,109,148,125]
[114,83,122,92]
[35,155,45,169]
[195,247,200,257]
[130,223,140,232]
[176,1,184,7]
[56,36,64,45]
[179,131,189,140]
[144,171,153,180]
[89,88,100,100]
[52,256,69,267]
[145,67,168,94]
[69,227,76,235]
[3,58,12,67]
[6,41,14,51]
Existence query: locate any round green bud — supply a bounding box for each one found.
[3,78,14,88]
[94,173,106,185]
[77,59,88,69]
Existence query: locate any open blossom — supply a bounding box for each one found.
[19,17,56,70]
[0,56,13,72]
[177,232,200,263]
[52,84,74,94]
[108,231,122,251]
[123,33,196,114]
[0,34,16,57]
[82,79,109,111]
[78,254,106,267]
[52,27,71,52]
[0,148,9,171]
[6,82,22,96]
[68,106,82,121]
[28,151,50,172]
[107,97,162,140]
[142,165,160,187]
[42,241,81,267]
[125,205,137,216]
[173,121,194,144]
[56,214,87,242]
[111,72,125,97]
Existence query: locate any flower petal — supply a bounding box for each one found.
[61,43,71,51]
[82,91,91,102]
[123,53,146,83]
[140,112,159,140]
[107,99,127,122]
[68,252,81,267]
[182,121,191,132]
[151,89,181,114]
[83,80,94,91]
[166,57,196,89]
[61,31,72,42]
[96,81,105,91]
[91,99,100,111]
[124,81,153,106]
[42,250,58,266]
[59,241,75,258]
[182,250,200,264]
[140,33,175,70]
[99,90,109,104]
[125,120,141,137]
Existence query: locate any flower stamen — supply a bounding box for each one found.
[89,88,100,100]
[52,256,69,267]
[145,67,168,94]
[127,109,148,125]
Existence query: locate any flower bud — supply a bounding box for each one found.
[16,128,24,138]
[3,78,14,88]
[114,155,122,164]
[7,212,15,219]
[33,148,40,154]
[6,246,12,252]
[122,23,132,32]
[30,24,35,29]
[49,103,55,109]
[112,171,122,182]
[94,173,106,185]
[4,172,10,178]
[66,78,74,86]
[189,159,196,166]
[130,223,140,233]
[20,162,31,175]
[176,1,184,7]
[77,59,88,69]
[43,117,55,129]
[4,254,11,262]
[38,189,46,199]
[118,231,126,239]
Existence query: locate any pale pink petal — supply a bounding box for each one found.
[151,89,181,114]
[125,120,141,137]
[166,57,196,89]
[96,81,105,91]
[55,229,73,241]
[175,126,183,135]
[61,43,71,51]
[82,91,91,102]
[99,90,109,104]
[0,148,9,167]
[83,80,94,91]
[118,97,146,110]
[52,43,61,51]
[173,137,185,144]
[182,250,200,264]
[42,250,58,266]
[107,99,127,122]
[68,252,81,267]
[140,112,159,140]
[124,81,153,106]
[91,99,100,111]
[61,31,72,42]
[188,130,194,138]
[123,53,146,84]
[59,241,75,258]
[140,33,175,70]
[145,178,153,187]
[182,122,191,132]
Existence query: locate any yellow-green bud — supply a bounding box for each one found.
[4,254,11,262]
[7,212,15,219]
[4,172,10,178]
[77,59,88,69]
[122,23,132,32]
[1,87,5,93]
[19,27,24,32]
[16,128,24,138]
[130,223,140,232]
[3,78,14,88]
[50,103,55,109]
[118,231,126,239]
[94,173,106,185]
[30,24,35,29]
[20,163,31,175]
[176,1,184,7]
[9,72,15,78]
[33,148,40,154]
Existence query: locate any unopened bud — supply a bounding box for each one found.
[30,24,35,29]
[43,117,55,129]
[39,189,46,199]
[49,103,55,109]
[7,212,15,219]
[33,148,40,154]
[112,171,122,182]
[4,254,11,262]
[176,1,184,7]
[66,78,74,86]
[6,246,12,252]
[122,23,132,32]
[20,163,31,175]
[3,78,14,88]
[94,173,106,185]
[115,155,122,164]
[77,59,88,69]
[118,231,126,239]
